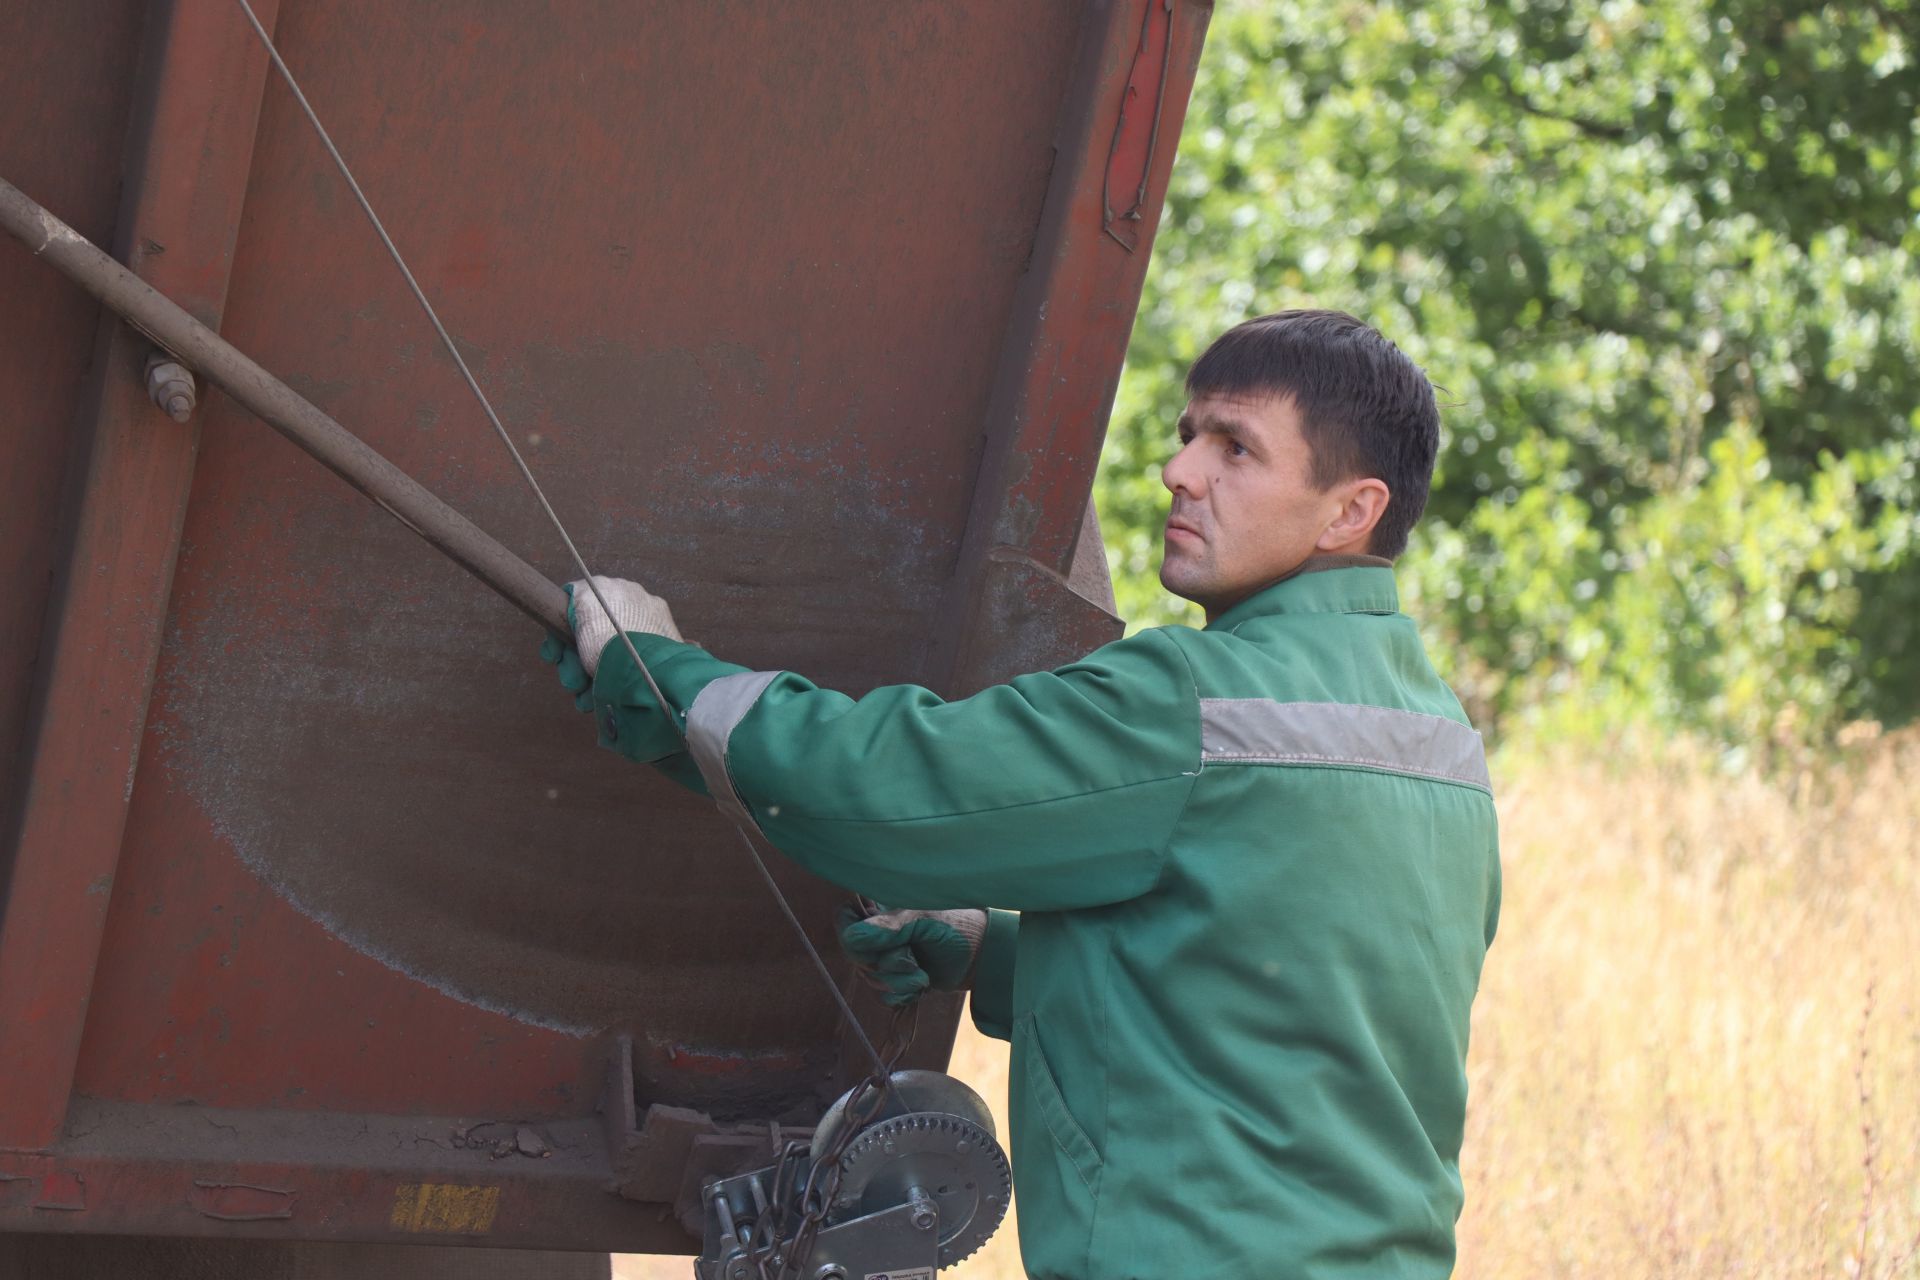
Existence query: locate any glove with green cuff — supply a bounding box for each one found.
[837,904,988,1007]
[539,576,681,710]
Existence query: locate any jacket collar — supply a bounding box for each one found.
[1202,555,1399,631]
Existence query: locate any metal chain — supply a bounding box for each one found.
[231,0,886,1077]
[746,1001,922,1280]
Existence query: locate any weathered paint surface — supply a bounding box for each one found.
[0,0,1209,1252]
[388,1184,499,1235]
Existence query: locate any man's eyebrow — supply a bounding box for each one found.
[1178,411,1252,440]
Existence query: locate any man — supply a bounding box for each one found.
[545,309,1500,1279]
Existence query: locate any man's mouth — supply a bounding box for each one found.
[1165,517,1203,545]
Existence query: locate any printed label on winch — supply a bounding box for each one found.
[863,1270,934,1280]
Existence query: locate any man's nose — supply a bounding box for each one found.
[1163,439,1204,497]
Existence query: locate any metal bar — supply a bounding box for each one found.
[0,1098,689,1253]
[0,0,285,1151]
[0,176,570,635]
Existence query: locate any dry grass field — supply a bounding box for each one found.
[1454,729,1920,1279]
[618,728,1920,1279]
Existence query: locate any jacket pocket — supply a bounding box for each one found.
[1015,1013,1103,1196]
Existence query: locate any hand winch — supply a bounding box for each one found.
[697,1070,1011,1280]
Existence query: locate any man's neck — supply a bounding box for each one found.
[1200,553,1393,623]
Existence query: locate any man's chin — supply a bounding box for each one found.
[1159,559,1211,607]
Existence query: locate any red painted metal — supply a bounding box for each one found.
[0,0,1211,1255]
[936,0,1210,696]
[0,0,282,1150]
[0,0,146,905]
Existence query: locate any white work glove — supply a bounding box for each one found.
[566,575,681,676]
[837,906,989,1006]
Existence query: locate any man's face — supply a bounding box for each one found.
[1159,392,1355,618]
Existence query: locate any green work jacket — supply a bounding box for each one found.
[590,563,1500,1280]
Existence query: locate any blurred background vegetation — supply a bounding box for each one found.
[1096,0,1920,758]
[1097,3,1920,1275]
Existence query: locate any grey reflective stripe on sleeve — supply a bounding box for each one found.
[1199,699,1491,792]
[686,671,784,827]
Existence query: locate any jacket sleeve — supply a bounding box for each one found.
[589,628,1201,912]
[968,909,1020,1042]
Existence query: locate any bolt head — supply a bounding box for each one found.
[144,360,195,421]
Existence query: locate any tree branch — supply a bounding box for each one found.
[1447,58,1633,142]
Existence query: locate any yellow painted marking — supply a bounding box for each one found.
[389,1183,500,1234]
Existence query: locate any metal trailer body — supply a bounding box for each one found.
[0,0,1209,1265]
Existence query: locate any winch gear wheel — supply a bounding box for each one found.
[827,1111,1011,1269]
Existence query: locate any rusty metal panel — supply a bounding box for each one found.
[1,0,1209,1251]
[83,0,1087,1102]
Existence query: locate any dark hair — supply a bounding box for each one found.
[1185,309,1440,560]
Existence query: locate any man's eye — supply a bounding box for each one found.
[1227,440,1249,457]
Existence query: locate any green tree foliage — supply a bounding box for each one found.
[1100,0,1920,746]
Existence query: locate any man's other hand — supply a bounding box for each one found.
[837,904,988,1007]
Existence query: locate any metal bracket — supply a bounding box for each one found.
[600,1036,808,1238]
[697,1163,939,1280]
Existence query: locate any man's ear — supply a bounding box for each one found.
[1316,478,1391,554]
